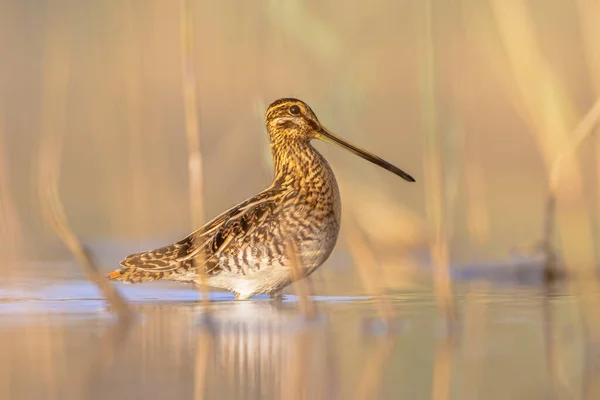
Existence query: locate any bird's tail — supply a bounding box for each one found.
[108,238,199,284]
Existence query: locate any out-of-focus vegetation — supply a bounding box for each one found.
[2,1,600,399]
[3,0,596,264]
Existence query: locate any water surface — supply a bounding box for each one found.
[0,264,593,400]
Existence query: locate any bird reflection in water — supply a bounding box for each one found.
[199,301,337,400]
[94,299,339,399]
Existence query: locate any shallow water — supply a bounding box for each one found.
[0,267,596,400]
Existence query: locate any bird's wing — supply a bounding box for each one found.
[118,187,293,276]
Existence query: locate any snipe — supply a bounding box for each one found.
[108,98,415,299]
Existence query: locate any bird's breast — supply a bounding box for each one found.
[287,176,341,272]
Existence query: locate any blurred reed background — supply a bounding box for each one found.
[1,0,600,399]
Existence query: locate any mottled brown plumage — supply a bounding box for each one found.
[107,98,415,299]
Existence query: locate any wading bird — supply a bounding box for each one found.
[108,98,415,299]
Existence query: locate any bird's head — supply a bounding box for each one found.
[264,98,415,182]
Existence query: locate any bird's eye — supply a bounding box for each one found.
[289,105,301,115]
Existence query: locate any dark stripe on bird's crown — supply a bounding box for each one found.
[265,98,319,124]
[265,98,300,122]
[267,97,302,109]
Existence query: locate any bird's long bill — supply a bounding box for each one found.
[317,126,416,182]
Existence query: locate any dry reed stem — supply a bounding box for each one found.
[280,234,316,398]
[490,0,576,169]
[123,1,147,234]
[575,7,600,393]
[586,377,600,400]
[180,0,210,307]
[492,0,600,339]
[545,97,600,253]
[286,238,317,319]
[432,334,455,400]
[450,1,490,246]
[344,219,394,322]
[0,113,22,264]
[576,0,600,93]
[584,347,600,400]
[542,99,600,268]
[597,131,600,267]
[38,12,130,321]
[180,0,205,227]
[280,329,312,400]
[353,335,396,400]
[194,328,213,400]
[576,1,600,265]
[460,283,488,400]
[82,317,134,392]
[35,315,61,397]
[421,0,456,324]
[542,285,574,399]
[547,99,600,194]
[464,157,490,244]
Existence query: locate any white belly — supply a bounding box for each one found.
[298,232,338,273]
